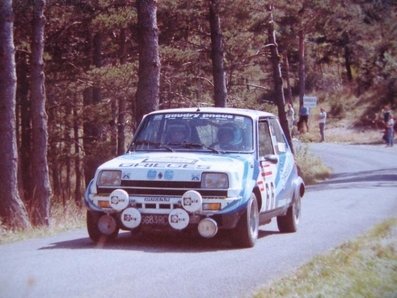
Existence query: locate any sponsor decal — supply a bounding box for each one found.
[110,196,118,204]
[123,213,135,222]
[261,163,273,178]
[143,157,197,164]
[111,195,126,205]
[147,170,157,179]
[147,168,198,180]
[266,183,270,200]
[164,170,174,180]
[257,180,264,191]
[191,174,200,181]
[143,197,171,202]
[119,163,137,167]
[164,113,233,120]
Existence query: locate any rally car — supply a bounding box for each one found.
[84,107,305,248]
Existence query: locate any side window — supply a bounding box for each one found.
[258,121,274,156]
[270,119,287,154]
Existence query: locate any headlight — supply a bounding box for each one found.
[97,170,121,186]
[201,173,228,189]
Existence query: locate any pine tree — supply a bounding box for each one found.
[30,0,52,226]
[135,0,160,124]
[209,0,227,107]
[0,0,31,229]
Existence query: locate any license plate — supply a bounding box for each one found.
[141,214,168,225]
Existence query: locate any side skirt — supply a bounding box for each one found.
[259,206,288,225]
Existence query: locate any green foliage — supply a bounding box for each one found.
[91,7,136,31]
[329,101,346,120]
[295,144,331,184]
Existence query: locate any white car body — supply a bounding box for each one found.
[84,107,305,248]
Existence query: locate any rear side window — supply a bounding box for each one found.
[258,121,274,156]
[269,119,287,154]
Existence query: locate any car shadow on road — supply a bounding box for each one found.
[39,228,279,253]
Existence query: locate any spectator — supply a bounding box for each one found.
[318,107,327,142]
[383,105,392,124]
[299,105,310,132]
[385,115,395,147]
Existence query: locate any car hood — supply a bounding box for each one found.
[95,152,255,184]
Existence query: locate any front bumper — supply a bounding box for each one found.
[84,182,246,231]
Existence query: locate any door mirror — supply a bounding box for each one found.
[264,154,278,164]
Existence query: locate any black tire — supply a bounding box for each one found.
[231,193,259,248]
[87,210,119,243]
[277,194,301,233]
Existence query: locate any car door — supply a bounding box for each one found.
[268,118,295,208]
[257,118,277,212]
[257,118,294,212]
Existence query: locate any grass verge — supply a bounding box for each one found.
[253,218,397,298]
[0,201,85,244]
[295,143,332,185]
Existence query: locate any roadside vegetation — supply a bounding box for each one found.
[253,218,397,298]
[295,144,331,185]
[0,202,85,244]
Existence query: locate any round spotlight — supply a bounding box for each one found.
[98,214,117,235]
[109,189,129,211]
[181,190,202,213]
[168,208,190,230]
[121,208,141,229]
[198,218,218,238]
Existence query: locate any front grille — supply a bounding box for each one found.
[121,180,201,188]
[97,182,228,197]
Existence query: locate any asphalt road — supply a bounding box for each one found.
[1,143,396,298]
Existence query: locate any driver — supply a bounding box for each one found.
[216,125,242,150]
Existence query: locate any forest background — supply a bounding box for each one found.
[0,0,396,230]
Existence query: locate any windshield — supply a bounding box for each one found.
[130,112,254,153]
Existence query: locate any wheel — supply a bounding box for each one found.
[277,194,301,233]
[231,193,259,248]
[87,210,119,243]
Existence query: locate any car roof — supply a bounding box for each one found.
[147,107,275,120]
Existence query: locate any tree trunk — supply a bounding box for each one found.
[341,32,353,82]
[30,0,52,226]
[16,51,33,203]
[284,53,293,104]
[73,96,83,206]
[0,0,31,229]
[298,29,305,109]
[209,0,227,107]
[117,97,126,155]
[135,0,160,125]
[266,5,294,153]
[83,33,103,185]
[344,45,353,82]
[48,106,61,199]
[118,29,127,155]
